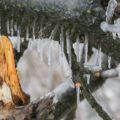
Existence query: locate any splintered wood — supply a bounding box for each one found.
[0,36,29,106]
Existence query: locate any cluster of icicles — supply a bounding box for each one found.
[5,20,113,84]
[100,0,120,40]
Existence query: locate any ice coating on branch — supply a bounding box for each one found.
[106,0,117,22]
[101,18,120,39]
[73,36,84,63]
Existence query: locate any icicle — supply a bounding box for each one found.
[49,24,59,40]
[84,74,91,85]
[84,35,88,65]
[108,56,112,69]
[17,28,21,53]
[60,26,64,57]
[76,35,80,62]
[98,47,102,68]
[10,19,14,36]
[75,83,81,107]
[7,19,10,35]
[66,30,71,67]
[26,26,29,41]
[32,21,35,41]
[106,0,117,22]
[14,22,17,32]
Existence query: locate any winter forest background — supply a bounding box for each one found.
[0,0,120,120]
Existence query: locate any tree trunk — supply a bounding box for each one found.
[0,36,29,106]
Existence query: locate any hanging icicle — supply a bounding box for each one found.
[84,35,88,65]
[98,47,102,69]
[49,24,59,40]
[66,29,71,67]
[17,27,21,53]
[7,19,10,35]
[60,26,64,57]
[108,56,112,69]
[73,38,84,63]
[10,18,14,36]
[26,26,29,41]
[76,35,80,62]
[32,21,35,41]
[14,21,17,32]
[84,74,91,85]
[106,0,117,22]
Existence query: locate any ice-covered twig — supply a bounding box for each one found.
[106,0,117,22]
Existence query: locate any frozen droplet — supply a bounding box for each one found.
[66,30,71,67]
[108,56,112,69]
[106,0,117,22]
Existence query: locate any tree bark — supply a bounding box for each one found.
[0,36,29,106]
